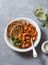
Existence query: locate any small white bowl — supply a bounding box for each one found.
[41,41,48,53]
[4,18,41,52]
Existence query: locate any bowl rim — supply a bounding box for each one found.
[4,17,41,52]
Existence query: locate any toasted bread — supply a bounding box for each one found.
[7,21,23,38]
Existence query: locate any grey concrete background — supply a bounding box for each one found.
[0,0,48,65]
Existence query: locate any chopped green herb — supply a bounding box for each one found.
[16,40,22,46]
[12,38,18,45]
[12,38,22,46]
[18,42,22,46]
[41,23,46,27]
[12,37,18,42]
[15,43,19,46]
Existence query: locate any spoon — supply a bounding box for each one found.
[31,39,37,57]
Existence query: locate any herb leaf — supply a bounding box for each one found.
[12,38,18,45]
[12,38,22,46]
[41,23,46,27]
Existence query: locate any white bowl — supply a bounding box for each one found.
[4,18,41,52]
[41,41,48,53]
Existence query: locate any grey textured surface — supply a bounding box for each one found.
[0,0,48,65]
